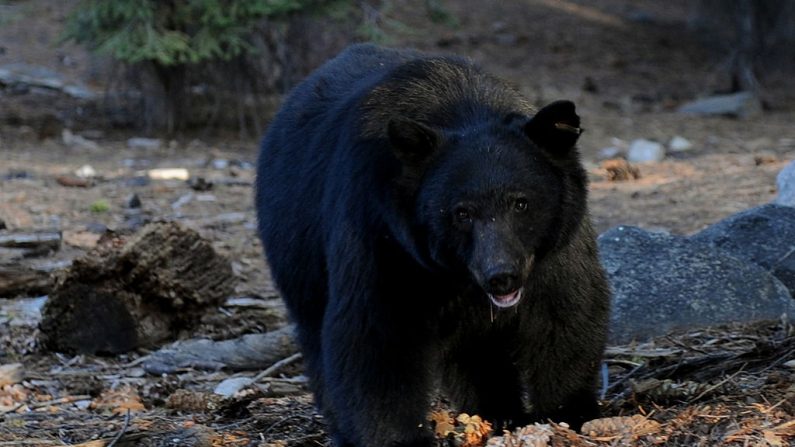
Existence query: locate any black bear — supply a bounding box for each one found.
[256,44,610,447]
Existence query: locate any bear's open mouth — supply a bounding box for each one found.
[488,288,523,308]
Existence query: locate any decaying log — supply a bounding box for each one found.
[0,230,62,250]
[0,230,61,260]
[0,265,52,297]
[39,222,237,354]
[143,325,297,374]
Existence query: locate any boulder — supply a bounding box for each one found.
[691,204,795,295]
[598,226,793,344]
[775,160,795,207]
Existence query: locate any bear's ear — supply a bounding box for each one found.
[524,100,582,153]
[388,117,440,165]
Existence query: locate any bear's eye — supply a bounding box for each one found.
[454,207,472,223]
[514,198,529,212]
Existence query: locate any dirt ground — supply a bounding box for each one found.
[1,0,794,446]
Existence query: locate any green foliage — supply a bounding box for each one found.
[63,0,349,66]
[89,199,110,213]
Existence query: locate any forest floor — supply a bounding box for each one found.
[1,0,794,446]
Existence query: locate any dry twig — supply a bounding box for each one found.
[106,409,132,447]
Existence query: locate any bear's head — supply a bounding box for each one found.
[389,101,588,308]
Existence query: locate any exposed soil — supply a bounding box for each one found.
[0,0,793,446]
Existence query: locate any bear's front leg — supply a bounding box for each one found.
[320,295,437,447]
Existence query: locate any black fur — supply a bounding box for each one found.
[255,44,610,447]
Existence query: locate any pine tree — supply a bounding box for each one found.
[63,0,350,133]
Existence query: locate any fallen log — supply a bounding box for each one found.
[0,230,61,260]
[0,265,51,297]
[143,325,297,374]
[0,230,61,250]
[39,222,237,354]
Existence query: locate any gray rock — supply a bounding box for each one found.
[214,377,253,397]
[691,204,795,295]
[668,136,693,152]
[627,139,665,163]
[598,226,794,344]
[125,194,142,209]
[211,158,229,170]
[775,160,795,207]
[127,137,162,150]
[62,129,99,151]
[597,146,624,160]
[677,91,761,119]
[124,176,151,187]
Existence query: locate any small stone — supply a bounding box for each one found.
[3,170,31,180]
[61,129,99,150]
[597,146,623,160]
[188,177,213,191]
[85,222,108,234]
[74,400,92,410]
[74,164,97,179]
[213,377,253,397]
[124,176,151,187]
[668,136,693,152]
[127,137,162,150]
[230,160,254,170]
[627,139,665,163]
[126,194,142,209]
[211,159,229,170]
[783,359,795,369]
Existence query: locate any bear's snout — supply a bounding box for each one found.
[485,265,521,296]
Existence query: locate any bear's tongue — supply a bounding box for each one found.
[488,288,522,308]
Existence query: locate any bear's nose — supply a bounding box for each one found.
[485,267,520,295]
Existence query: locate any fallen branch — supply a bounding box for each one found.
[688,364,746,402]
[252,353,303,383]
[106,409,132,447]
